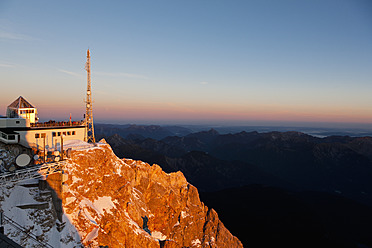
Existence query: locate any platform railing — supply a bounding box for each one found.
[0,161,66,185]
[30,121,85,128]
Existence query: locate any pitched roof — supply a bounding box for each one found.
[7,96,35,109]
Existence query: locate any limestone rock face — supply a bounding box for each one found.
[63,140,243,247]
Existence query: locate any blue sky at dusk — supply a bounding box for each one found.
[1,0,372,126]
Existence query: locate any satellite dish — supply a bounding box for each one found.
[33,154,39,160]
[16,154,31,167]
[54,156,60,162]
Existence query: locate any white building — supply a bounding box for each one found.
[6,96,38,124]
[0,96,85,150]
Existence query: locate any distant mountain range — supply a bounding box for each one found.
[96,123,372,247]
[99,126,372,204]
[95,123,372,139]
[95,123,192,140]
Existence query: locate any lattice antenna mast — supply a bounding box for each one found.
[85,49,95,143]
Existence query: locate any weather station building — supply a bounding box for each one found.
[0,49,96,170]
[0,96,85,150]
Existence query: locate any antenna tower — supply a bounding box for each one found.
[85,49,95,143]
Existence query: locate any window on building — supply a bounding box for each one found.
[52,132,56,137]
[35,133,40,138]
[58,132,61,136]
[41,133,46,138]
[16,121,20,124]
[63,132,67,136]
[72,131,76,135]
[67,131,71,135]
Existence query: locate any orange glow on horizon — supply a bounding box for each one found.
[5,98,371,125]
[88,102,372,124]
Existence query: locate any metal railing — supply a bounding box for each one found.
[31,121,85,128]
[0,161,66,185]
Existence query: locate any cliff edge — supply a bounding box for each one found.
[62,140,243,247]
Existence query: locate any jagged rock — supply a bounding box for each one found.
[62,141,243,248]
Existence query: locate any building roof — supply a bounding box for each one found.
[7,96,35,109]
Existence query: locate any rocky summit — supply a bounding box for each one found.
[0,140,242,248]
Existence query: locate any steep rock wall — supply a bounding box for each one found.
[62,140,243,247]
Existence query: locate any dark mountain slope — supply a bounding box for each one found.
[105,134,287,192]
[163,151,289,191]
[159,130,372,204]
[200,185,372,248]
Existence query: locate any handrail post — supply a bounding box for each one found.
[43,136,46,163]
[0,210,4,234]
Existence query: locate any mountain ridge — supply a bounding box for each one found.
[0,139,243,247]
[105,129,372,205]
[63,140,243,247]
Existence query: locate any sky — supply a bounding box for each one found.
[1,0,372,127]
